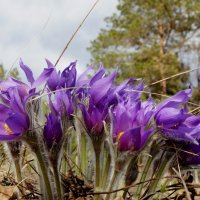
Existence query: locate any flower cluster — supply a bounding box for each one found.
[1,60,200,153]
[1,59,200,199]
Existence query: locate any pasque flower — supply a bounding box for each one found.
[78,67,126,136]
[49,90,74,119]
[77,65,145,138]
[112,96,155,152]
[154,88,200,144]
[179,142,200,166]
[0,60,54,141]
[0,81,33,140]
[43,113,63,149]
[77,66,117,136]
[46,59,77,91]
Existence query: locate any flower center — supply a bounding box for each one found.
[4,124,13,134]
[117,131,124,142]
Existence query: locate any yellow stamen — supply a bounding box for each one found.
[4,124,13,134]
[117,131,125,142]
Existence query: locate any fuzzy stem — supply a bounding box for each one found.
[94,149,101,200]
[62,140,68,175]
[53,165,62,200]
[148,155,169,194]
[94,145,100,200]
[81,133,87,175]
[105,169,119,200]
[14,159,23,195]
[101,152,111,190]
[35,149,53,200]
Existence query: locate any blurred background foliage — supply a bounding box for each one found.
[88,0,200,101]
[0,65,20,80]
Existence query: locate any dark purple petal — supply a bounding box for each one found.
[89,65,105,85]
[0,122,21,140]
[160,125,199,145]
[32,67,54,88]
[48,95,58,115]
[180,142,200,166]
[19,59,35,85]
[45,59,55,68]
[184,116,200,127]
[79,103,93,132]
[90,106,105,134]
[51,90,74,117]
[155,107,188,128]
[60,61,77,88]
[47,69,60,91]
[6,112,29,134]
[43,113,63,149]
[0,104,10,120]
[90,71,117,104]
[76,65,94,87]
[189,125,200,138]
[117,127,141,152]
[140,126,154,148]
[128,81,144,100]
[156,88,192,113]
[8,87,25,114]
[106,78,135,106]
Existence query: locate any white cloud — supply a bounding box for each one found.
[0,0,118,79]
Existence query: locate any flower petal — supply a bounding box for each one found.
[19,59,35,85]
[155,107,188,128]
[156,88,192,112]
[6,112,29,134]
[32,67,54,88]
[90,71,117,104]
[117,127,141,152]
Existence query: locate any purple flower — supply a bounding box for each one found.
[49,90,74,119]
[179,141,200,166]
[77,65,145,139]
[79,103,107,135]
[43,113,63,149]
[154,88,200,144]
[0,59,55,141]
[112,96,155,152]
[46,59,77,91]
[19,59,54,89]
[77,66,117,136]
[0,88,30,140]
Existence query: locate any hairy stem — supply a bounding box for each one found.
[14,159,24,196]
[101,152,111,190]
[94,149,101,200]
[81,133,87,175]
[35,150,53,200]
[53,165,62,200]
[105,169,119,200]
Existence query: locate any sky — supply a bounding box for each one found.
[0,0,118,77]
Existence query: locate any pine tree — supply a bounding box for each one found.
[88,0,200,94]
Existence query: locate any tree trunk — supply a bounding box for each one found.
[159,24,167,94]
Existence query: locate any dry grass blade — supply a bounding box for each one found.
[55,0,100,66]
[30,86,90,102]
[189,106,200,114]
[145,66,200,88]
[172,167,192,200]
